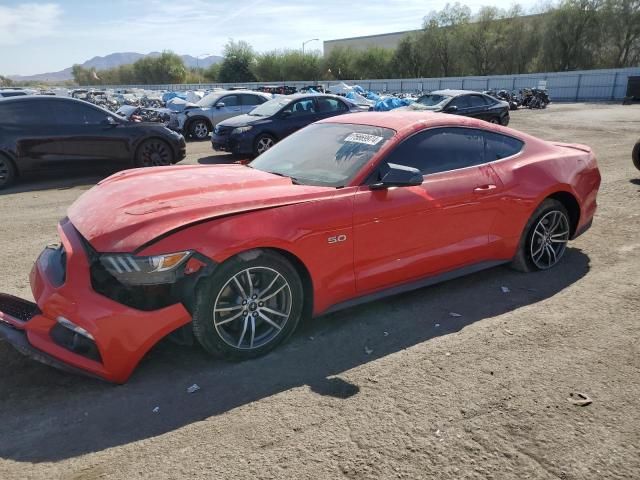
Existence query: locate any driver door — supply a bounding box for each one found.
[213,95,242,122]
[353,127,503,294]
[278,99,318,137]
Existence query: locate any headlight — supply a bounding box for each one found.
[100,251,192,285]
[231,126,253,135]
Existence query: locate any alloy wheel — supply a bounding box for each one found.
[193,122,209,139]
[213,267,293,350]
[530,210,570,269]
[256,137,274,154]
[140,140,171,166]
[0,157,9,186]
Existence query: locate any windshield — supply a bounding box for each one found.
[197,92,223,108]
[250,123,395,187]
[248,97,291,117]
[417,94,451,107]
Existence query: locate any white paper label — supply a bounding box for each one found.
[344,133,383,145]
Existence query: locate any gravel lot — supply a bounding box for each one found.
[1,103,639,480]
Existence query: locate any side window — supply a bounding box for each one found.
[53,102,108,125]
[317,98,347,113]
[0,101,55,125]
[469,95,488,107]
[382,128,485,176]
[484,132,524,160]
[283,99,316,116]
[239,94,264,106]
[449,95,471,109]
[219,95,238,107]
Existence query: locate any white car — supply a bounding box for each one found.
[167,90,272,140]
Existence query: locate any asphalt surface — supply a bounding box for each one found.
[0,103,639,479]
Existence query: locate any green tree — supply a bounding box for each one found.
[322,47,358,80]
[540,0,603,71]
[422,3,471,76]
[601,0,640,67]
[218,40,257,83]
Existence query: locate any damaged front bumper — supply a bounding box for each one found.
[0,219,192,383]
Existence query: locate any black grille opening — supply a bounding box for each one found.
[0,294,40,323]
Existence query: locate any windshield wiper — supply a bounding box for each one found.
[267,171,302,185]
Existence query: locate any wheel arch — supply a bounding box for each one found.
[133,136,174,167]
[545,190,580,237]
[186,115,213,131]
[0,151,18,178]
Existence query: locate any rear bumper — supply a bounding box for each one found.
[0,219,192,383]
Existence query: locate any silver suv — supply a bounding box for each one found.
[168,90,271,140]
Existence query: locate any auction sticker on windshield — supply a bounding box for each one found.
[344,133,384,145]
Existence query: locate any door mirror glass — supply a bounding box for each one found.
[370,163,423,190]
[103,116,119,126]
[215,102,225,109]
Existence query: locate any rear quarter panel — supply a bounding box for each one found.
[488,139,600,257]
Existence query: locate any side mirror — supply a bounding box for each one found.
[215,102,225,109]
[280,110,292,118]
[370,163,423,190]
[103,116,119,126]
[444,105,458,113]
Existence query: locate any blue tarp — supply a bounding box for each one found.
[162,91,187,103]
[373,97,415,111]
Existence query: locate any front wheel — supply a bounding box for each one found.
[135,139,174,167]
[191,250,304,360]
[254,134,276,156]
[0,155,17,190]
[511,199,571,272]
[189,119,210,140]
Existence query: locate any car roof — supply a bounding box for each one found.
[318,110,521,140]
[270,93,345,101]
[428,89,483,97]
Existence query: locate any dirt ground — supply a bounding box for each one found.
[0,103,639,480]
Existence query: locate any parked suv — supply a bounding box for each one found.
[167,90,272,140]
[0,96,186,189]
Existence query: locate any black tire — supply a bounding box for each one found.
[0,155,17,190]
[632,140,640,171]
[253,134,276,156]
[489,117,501,124]
[135,138,174,167]
[189,119,210,140]
[511,199,571,272]
[191,250,304,360]
[500,115,510,126]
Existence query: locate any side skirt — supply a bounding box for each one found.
[321,260,508,316]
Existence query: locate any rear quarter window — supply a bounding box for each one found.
[485,132,524,160]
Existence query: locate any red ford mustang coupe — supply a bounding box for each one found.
[0,112,600,383]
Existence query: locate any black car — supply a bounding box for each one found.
[412,90,510,126]
[211,94,360,156]
[0,96,186,189]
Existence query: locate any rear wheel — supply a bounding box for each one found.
[135,139,174,167]
[633,140,640,171]
[489,117,500,124]
[0,155,17,189]
[511,199,571,272]
[189,119,210,140]
[191,250,304,360]
[254,134,276,156]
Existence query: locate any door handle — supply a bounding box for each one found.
[473,184,497,193]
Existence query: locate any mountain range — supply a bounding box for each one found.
[8,52,223,82]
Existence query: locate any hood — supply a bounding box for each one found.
[67,165,334,253]
[219,114,266,128]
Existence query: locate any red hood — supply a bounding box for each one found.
[68,164,335,252]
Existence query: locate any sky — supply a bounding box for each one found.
[1,0,517,75]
